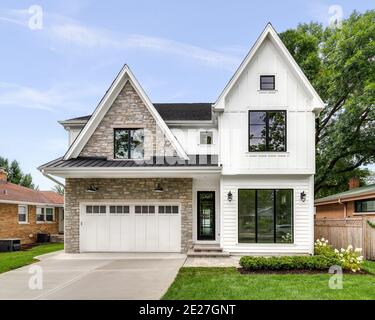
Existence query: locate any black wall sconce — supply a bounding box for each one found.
[86,185,98,193]
[227,191,233,202]
[300,191,306,202]
[154,183,164,193]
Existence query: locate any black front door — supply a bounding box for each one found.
[197,191,215,240]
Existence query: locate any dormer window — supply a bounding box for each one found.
[260,75,275,90]
[114,128,144,159]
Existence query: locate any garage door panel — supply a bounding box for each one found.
[80,203,181,252]
[146,215,159,251]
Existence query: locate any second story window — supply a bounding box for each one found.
[114,128,144,159]
[249,111,286,152]
[260,75,275,90]
[200,131,213,145]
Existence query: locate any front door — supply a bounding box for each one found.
[197,191,215,240]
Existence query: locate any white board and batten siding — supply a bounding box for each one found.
[220,175,315,255]
[79,202,181,253]
[219,37,316,175]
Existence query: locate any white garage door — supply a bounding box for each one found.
[80,203,181,252]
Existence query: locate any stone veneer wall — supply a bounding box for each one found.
[64,178,193,253]
[80,81,176,159]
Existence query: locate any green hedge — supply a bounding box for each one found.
[239,255,340,271]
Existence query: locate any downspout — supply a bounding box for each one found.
[338,198,347,218]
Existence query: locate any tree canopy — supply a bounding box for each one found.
[279,10,375,197]
[0,156,36,189]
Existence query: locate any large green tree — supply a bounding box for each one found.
[280,10,375,198]
[0,156,36,189]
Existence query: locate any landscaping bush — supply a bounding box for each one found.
[239,255,340,271]
[239,239,364,272]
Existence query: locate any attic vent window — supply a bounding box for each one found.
[260,75,275,90]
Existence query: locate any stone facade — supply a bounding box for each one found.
[64,178,193,253]
[80,81,176,159]
[0,204,60,244]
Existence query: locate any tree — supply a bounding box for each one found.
[279,10,375,197]
[52,184,64,195]
[0,156,36,189]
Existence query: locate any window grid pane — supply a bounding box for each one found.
[238,189,293,243]
[249,111,286,152]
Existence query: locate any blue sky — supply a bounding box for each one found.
[0,0,373,190]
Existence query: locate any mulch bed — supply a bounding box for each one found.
[237,268,369,275]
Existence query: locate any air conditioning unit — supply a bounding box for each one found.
[0,238,21,252]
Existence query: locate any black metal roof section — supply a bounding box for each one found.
[64,103,213,123]
[39,155,219,169]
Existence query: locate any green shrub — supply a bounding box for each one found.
[239,255,340,271]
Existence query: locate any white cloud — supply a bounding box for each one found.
[0,6,241,69]
[0,82,102,112]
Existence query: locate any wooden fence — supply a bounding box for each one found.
[315,217,375,260]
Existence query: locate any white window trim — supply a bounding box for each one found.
[36,206,56,224]
[199,130,214,145]
[18,204,28,224]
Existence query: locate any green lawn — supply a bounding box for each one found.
[0,243,64,274]
[163,262,375,300]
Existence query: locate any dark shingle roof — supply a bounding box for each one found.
[64,103,213,123]
[39,155,219,170]
[154,103,212,121]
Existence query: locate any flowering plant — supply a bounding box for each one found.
[315,238,363,272]
[334,246,363,272]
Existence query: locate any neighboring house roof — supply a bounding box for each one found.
[40,155,218,169]
[62,103,213,124]
[63,65,189,161]
[315,184,375,205]
[213,23,325,113]
[0,182,64,206]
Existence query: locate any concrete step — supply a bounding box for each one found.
[187,250,230,258]
[193,245,223,252]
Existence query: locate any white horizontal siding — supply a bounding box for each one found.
[220,175,314,255]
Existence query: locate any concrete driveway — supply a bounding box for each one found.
[0,252,186,300]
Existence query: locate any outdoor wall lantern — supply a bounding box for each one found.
[154,183,164,193]
[300,191,306,202]
[227,191,233,202]
[86,185,99,193]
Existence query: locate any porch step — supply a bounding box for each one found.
[187,244,230,257]
[50,234,64,243]
[187,250,230,257]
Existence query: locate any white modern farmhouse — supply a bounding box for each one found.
[39,23,324,256]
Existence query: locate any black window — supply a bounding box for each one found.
[238,189,293,243]
[249,111,286,152]
[114,128,144,159]
[200,131,213,145]
[355,199,375,213]
[260,75,275,90]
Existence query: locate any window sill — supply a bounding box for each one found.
[36,221,56,224]
[245,152,289,157]
[257,90,278,94]
[18,222,29,225]
[353,212,375,215]
[198,144,215,146]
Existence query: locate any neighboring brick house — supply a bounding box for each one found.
[39,24,325,255]
[0,169,64,244]
[315,179,375,219]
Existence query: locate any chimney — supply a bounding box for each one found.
[0,168,7,183]
[348,177,360,190]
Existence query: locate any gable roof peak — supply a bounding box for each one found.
[63,64,188,160]
[213,22,325,113]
